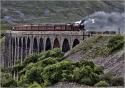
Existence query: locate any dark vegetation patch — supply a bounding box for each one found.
[1,48,124,87]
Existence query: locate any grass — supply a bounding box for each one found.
[65,35,124,60]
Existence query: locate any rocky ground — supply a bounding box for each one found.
[64,36,124,78]
[66,49,124,77]
[93,50,124,77]
[46,82,124,88]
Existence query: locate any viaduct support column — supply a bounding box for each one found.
[14,37,17,65]
[29,37,33,54]
[21,38,23,64]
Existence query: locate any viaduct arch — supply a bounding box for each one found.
[62,39,70,52]
[45,38,52,51]
[73,39,80,48]
[53,38,60,48]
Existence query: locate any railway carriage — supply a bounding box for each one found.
[11,22,85,31]
[54,24,66,31]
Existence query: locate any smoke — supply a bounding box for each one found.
[3,16,14,24]
[14,10,24,18]
[83,11,125,34]
[2,10,25,24]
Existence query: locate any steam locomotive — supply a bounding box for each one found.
[11,20,85,31]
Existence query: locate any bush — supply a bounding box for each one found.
[8,48,123,87]
[94,65,104,75]
[25,67,43,84]
[28,82,42,88]
[23,53,39,65]
[1,72,17,87]
[79,60,95,68]
[72,67,81,81]
[99,72,113,83]
[94,80,109,87]
[49,48,63,58]
[111,76,124,86]
[107,36,124,52]
[80,77,92,85]
[61,70,73,81]
[41,57,58,66]
[0,32,5,38]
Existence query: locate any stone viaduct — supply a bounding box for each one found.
[4,23,117,68]
[4,24,86,68]
[3,23,117,79]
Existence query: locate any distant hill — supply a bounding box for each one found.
[1,1,124,24]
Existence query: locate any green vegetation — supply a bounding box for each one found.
[65,35,124,59]
[94,80,109,87]
[0,23,9,39]
[1,35,124,87]
[1,48,124,87]
[111,76,124,86]
[0,68,17,87]
[107,35,124,53]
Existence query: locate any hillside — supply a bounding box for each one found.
[64,35,124,77]
[1,1,124,24]
[1,35,124,87]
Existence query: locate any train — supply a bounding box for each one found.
[10,19,117,35]
[11,23,85,31]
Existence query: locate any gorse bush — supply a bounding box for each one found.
[0,68,17,87]
[94,80,109,87]
[13,48,106,87]
[111,76,124,86]
[2,38,124,88]
[28,82,42,88]
[11,48,123,87]
[107,35,124,53]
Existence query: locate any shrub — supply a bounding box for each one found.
[0,32,5,38]
[94,80,109,87]
[99,72,113,83]
[107,36,124,52]
[111,76,124,86]
[1,72,17,87]
[41,57,58,66]
[28,82,42,88]
[49,48,63,58]
[23,53,39,65]
[9,48,123,87]
[79,60,95,68]
[91,72,100,85]
[25,67,43,84]
[80,77,92,85]
[81,66,93,76]
[72,67,81,81]
[61,70,73,81]
[94,65,104,75]
[18,74,29,87]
